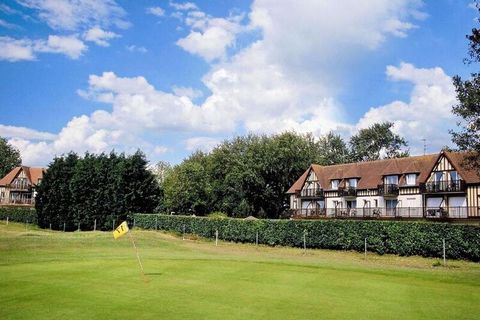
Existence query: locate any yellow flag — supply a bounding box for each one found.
[113,221,129,239]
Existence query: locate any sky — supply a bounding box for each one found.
[0,0,478,166]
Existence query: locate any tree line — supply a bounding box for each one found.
[158,122,409,218]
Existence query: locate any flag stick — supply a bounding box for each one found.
[127,230,147,281]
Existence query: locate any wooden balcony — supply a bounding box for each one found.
[378,184,399,197]
[420,180,466,193]
[338,187,357,197]
[299,189,324,198]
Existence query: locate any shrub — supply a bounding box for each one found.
[207,211,228,219]
[133,214,480,261]
[0,207,37,223]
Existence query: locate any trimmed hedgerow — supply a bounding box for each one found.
[134,214,480,261]
[0,207,37,223]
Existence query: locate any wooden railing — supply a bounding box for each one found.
[378,184,399,196]
[290,206,474,219]
[420,180,466,193]
[299,189,324,198]
[338,187,357,197]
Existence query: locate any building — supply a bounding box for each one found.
[287,151,480,219]
[0,166,45,206]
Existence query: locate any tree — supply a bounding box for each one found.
[349,122,409,162]
[450,2,480,171]
[0,137,21,177]
[317,132,350,165]
[36,151,161,230]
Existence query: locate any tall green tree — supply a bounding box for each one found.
[317,132,350,165]
[450,2,480,171]
[0,137,21,177]
[349,122,409,162]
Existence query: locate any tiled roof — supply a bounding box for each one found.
[0,166,45,186]
[286,151,480,194]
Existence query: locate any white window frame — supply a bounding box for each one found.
[405,174,416,186]
[348,178,357,188]
[331,179,339,190]
[384,175,398,185]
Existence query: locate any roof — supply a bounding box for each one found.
[0,166,45,187]
[286,151,480,194]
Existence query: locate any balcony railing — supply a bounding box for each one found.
[338,187,357,197]
[0,198,34,205]
[420,180,466,193]
[378,184,399,196]
[299,189,324,198]
[290,206,475,219]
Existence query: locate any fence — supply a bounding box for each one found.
[290,206,475,219]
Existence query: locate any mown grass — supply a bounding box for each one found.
[1,221,479,320]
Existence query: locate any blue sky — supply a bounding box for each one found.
[0,0,478,166]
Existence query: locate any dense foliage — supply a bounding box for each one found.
[0,207,37,223]
[160,129,409,218]
[0,137,22,178]
[134,214,480,261]
[349,122,409,162]
[451,3,480,172]
[35,151,160,231]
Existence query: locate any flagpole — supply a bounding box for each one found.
[127,230,147,280]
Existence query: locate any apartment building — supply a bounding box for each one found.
[287,151,480,219]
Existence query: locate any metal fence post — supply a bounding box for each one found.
[215,229,218,246]
[78,222,80,232]
[6,217,8,225]
[303,229,307,253]
[63,222,66,232]
[155,217,158,231]
[256,231,258,246]
[94,219,97,231]
[112,219,115,231]
[443,238,446,266]
[182,224,185,240]
[364,238,367,260]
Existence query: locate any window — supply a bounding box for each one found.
[450,171,460,181]
[348,178,357,188]
[386,199,398,208]
[347,200,356,209]
[331,180,339,190]
[434,172,444,182]
[385,175,398,185]
[405,174,416,185]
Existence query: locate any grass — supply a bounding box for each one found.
[1,221,480,320]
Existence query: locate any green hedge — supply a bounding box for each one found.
[0,207,37,223]
[134,214,480,261]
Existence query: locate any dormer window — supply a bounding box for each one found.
[347,178,358,188]
[450,171,460,181]
[331,179,339,190]
[405,174,416,186]
[384,175,398,185]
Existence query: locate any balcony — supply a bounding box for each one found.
[378,184,399,197]
[420,180,466,193]
[338,187,357,197]
[300,189,324,198]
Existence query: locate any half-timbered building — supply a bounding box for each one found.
[287,151,480,219]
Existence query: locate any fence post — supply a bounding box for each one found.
[256,231,258,246]
[63,222,66,232]
[6,217,8,225]
[49,223,52,230]
[303,229,307,253]
[112,219,115,231]
[78,222,80,232]
[155,217,158,231]
[364,238,367,260]
[443,238,446,266]
[94,219,97,231]
[133,218,136,229]
[215,229,218,246]
[182,224,185,240]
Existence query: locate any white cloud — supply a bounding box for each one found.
[126,45,147,53]
[184,137,220,152]
[0,124,57,140]
[17,0,128,31]
[83,26,119,46]
[172,86,203,99]
[0,37,35,61]
[169,1,198,11]
[0,34,87,61]
[176,10,244,61]
[147,6,165,17]
[9,0,450,165]
[357,63,458,154]
[35,35,87,59]
[0,19,20,29]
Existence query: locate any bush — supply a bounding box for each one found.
[0,207,37,223]
[207,211,228,219]
[133,214,480,261]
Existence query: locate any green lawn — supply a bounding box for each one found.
[1,221,479,320]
